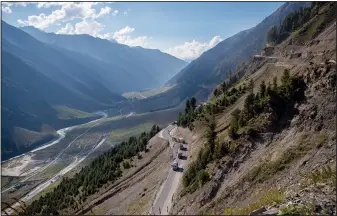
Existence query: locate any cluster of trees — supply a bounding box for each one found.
[179,81,249,193]
[229,69,306,138]
[149,105,175,112]
[24,125,161,215]
[182,113,231,192]
[177,80,249,130]
[267,2,330,45]
[182,70,306,194]
[206,80,250,116]
[177,97,197,129]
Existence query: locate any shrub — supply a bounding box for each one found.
[279,204,314,215]
[224,189,285,215]
[308,165,336,187]
[214,141,230,159]
[123,161,131,169]
[197,169,210,187]
[182,161,198,188]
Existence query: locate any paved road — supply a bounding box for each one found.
[152,125,188,215]
[254,54,279,59]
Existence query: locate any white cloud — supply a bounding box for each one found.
[2,6,12,14]
[123,11,128,16]
[17,9,65,29]
[1,2,12,6]
[36,2,66,8]
[2,2,30,7]
[165,36,223,61]
[112,10,119,16]
[17,2,111,30]
[56,20,104,37]
[74,19,104,36]
[115,26,134,36]
[2,2,31,13]
[56,23,74,34]
[94,6,111,18]
[14,2,30,7]
[99,26,149,47]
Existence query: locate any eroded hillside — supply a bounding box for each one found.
[170,3,336,215]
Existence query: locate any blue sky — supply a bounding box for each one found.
[2,2,284,61]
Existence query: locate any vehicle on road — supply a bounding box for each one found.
[178,150,183,159]
[179,143,184,150]
[172,161,178,171]
[13,183,25,190]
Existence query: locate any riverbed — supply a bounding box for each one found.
[1,112,107,177]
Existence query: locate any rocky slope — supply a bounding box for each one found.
[170,3,336,215]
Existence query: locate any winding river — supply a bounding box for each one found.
[2,111,108,164]
[2,112,110,215]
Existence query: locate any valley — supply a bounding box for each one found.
[1,2,336,215]
[1,103,182,214]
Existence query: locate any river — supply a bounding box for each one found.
[2,111,108,165]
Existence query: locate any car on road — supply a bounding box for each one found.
[172,161,178,171]
[179,143,184,150]
[178,150,183,159]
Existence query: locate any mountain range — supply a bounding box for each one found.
[1,2,310,160]
[157,2,312,107]
[87,2,312,126]
[1,21,186,160]
[20,26,188,93]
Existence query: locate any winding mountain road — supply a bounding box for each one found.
[151,125,188,215]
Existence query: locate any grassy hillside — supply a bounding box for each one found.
[53,105,97,120]
[122,85,175,100]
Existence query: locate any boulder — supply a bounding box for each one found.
[262,208,279,215]
[250,207,267,215]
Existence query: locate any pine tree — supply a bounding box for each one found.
[190,97,197,110]
[185,99,191,114]
[221,82,228,94]
[249,79,254,93]
[213,88,219,97]
[259,80,266,98]
[281,69,290,85]
[244,92,256,119]
[273,76,278,91]
[266,82,272,96]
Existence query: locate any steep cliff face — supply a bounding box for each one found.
[170,3,336,215]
